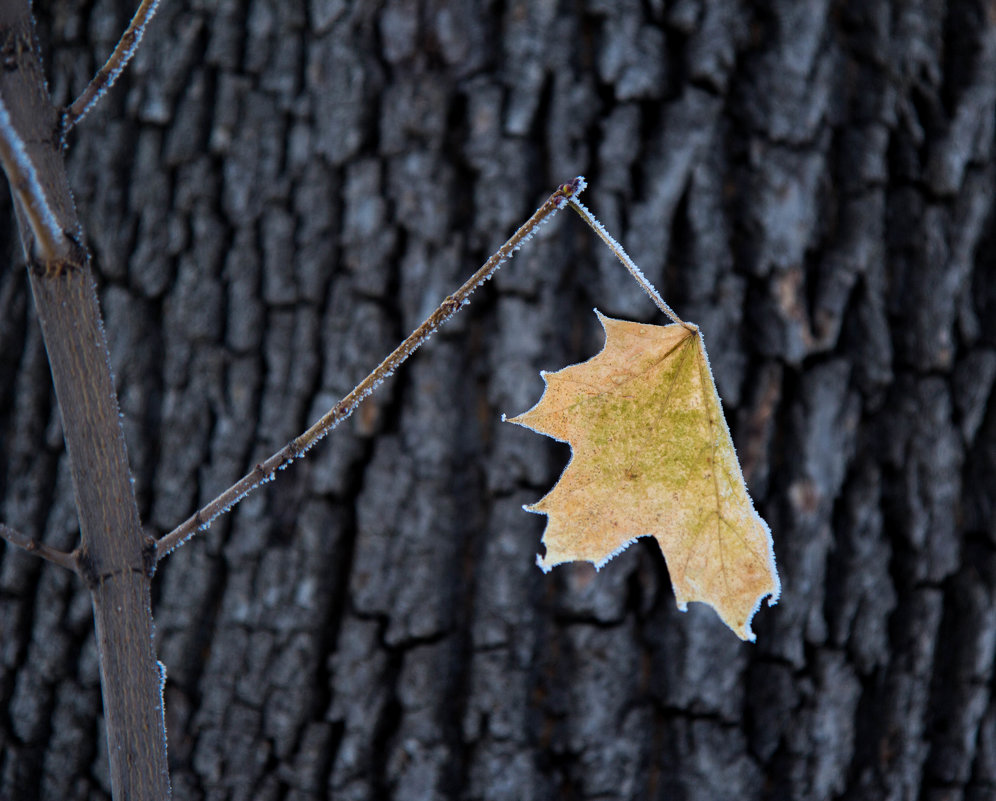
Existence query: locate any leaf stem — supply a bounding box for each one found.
[155,177,587,562]
[568,195,688,327]
[63,0,161,132]
[0,523,78,571]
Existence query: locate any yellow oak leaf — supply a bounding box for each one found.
[508,310,780,640]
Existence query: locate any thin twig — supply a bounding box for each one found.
[155,177,588,562]
[63,0,161,132]
[0,95,66,263]
[568,196,689,327]
[0,523,78,571]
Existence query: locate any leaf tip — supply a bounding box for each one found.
[731,580,781,643]
[738,612,761,643]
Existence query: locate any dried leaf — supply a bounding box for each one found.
[508,311,779,640]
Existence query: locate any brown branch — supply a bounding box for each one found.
[63,0,161,132]
[0,1,171,796]
[0,94,67,263]
[155,177,588,562]
[0,523,78,571]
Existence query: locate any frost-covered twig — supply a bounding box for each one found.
[0,523,78,571]
[64,0,161,132]
[568,196,687,327]
[0,95,66,262]
[155,177,588,561]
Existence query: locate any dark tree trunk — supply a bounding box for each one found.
[2,1,996,799]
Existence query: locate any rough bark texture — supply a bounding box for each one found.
[2,1,996,800]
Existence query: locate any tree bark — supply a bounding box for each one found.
[2,1,996,800]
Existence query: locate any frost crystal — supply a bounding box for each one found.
[156,659,170,783]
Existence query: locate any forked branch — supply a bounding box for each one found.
[155,177,588,561]
[63,0,161,132]
[0,523,78,571]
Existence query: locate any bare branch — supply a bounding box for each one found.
[63,0,161,132]
[155,177,588,562]
[0,94,66,263]
[0,523,78,571]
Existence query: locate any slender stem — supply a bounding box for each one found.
[0,523,78,571]
[0,94,66,263]
[568,196,688,327]
[63,0,161,132]
[155,177,588,561]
